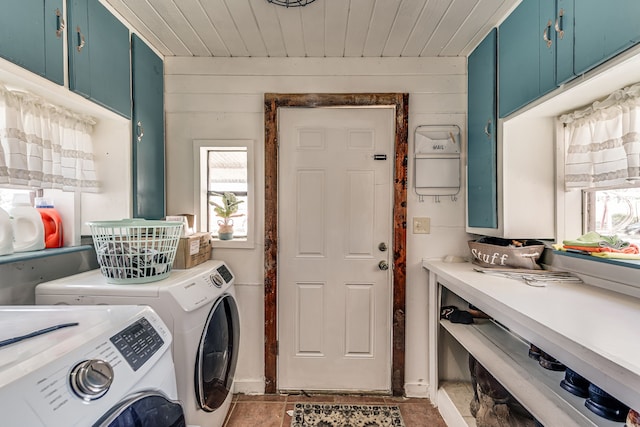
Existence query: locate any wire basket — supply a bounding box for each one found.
[88,219,184,284]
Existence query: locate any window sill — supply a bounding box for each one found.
[211,238,254,249]
[547,249,640,299]
[0,245,94,266]
[551,249,640,269]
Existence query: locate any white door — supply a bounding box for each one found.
[278,107,394,392]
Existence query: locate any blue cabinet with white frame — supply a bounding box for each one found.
[467,29,498,229]
[131,34,165,220]
[573,0,640,76]
[498,0,557,118]
[67,0,131,118]
[0,0,65,85]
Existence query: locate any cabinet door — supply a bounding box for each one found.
[67,0,91,98]
[574,0,640,75]
[554,0,575,85]
[467,29,497,229]
[0,0,63,85]
[131,35,165,220]
[499,0,556,118]
[88,0,131,117]
[43,0,64,85]
[68,0,131,118]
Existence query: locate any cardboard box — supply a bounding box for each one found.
[172,232,212,269]
[166,214,197,236]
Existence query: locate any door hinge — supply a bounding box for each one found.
[276,340,279,356]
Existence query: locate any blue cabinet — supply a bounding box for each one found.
[67,0,131,118]
[498,0,557,118]
[499,0,640,117]
[131,35,165,220]
[574,0,640,75]
[554,0,575,85]
[467,29,497,229]
[0,0,64,85]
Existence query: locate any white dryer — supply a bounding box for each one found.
[35,260,240,427]
[0,305,184,427]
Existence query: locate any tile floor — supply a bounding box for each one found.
[223,393,448,427]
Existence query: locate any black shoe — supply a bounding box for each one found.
[560,368,590,398]
[440,305,474,324]
[585,384,629,422]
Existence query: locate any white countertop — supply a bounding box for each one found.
[423,258,640,411]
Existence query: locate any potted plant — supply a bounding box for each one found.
[209,192,244,240]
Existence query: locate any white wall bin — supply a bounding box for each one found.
[414,125,461,198]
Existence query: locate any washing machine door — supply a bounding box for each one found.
[92,391,186,427]
[195,293,240,412]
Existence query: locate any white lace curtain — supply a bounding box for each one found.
[559,82,640,190]
[0,84,99,192]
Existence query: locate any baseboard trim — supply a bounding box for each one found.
[233,378,265,395]
[404,382,429,398]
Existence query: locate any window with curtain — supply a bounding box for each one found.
[0,83,98,192]
[560,82,640,189]
[560,82,640,242]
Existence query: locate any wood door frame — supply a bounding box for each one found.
[264,93,408,396]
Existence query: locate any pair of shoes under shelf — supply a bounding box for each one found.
[440,305,473,324]
[585,383,630,422]
[527,343,566,371]
[560,368,590,398]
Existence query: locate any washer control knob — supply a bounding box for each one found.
[211,273,224,288]
[70,359,114,400]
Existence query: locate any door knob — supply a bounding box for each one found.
[378,260,389,271]
[378,242,387,252]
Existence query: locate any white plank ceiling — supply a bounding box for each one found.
[102,0,519,58]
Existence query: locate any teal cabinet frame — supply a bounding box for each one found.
[0,0,64,85]
[574,0,640,75]
[467,29,498,229]
[498,0,558,118]
[131,35,165,220]
[67,0,131,118]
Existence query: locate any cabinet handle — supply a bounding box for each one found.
[76,26,86,53]
[136,121,144,143]
[484,119,492,139]
[543,19,553,48]
[55,8,65,38]
[555,9,565,40]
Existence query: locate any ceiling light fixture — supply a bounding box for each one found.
[266,0,317,7]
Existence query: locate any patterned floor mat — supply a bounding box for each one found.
[291,403,406,427]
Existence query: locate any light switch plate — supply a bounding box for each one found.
[413,217,430,234]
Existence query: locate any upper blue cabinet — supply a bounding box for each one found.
[498,0,640,118]
[67,0,131,118]
[131,35,165,220]
[0,0,65,85]
[467,29,498,229]
[573,0,640,75]
[498,0,559,118]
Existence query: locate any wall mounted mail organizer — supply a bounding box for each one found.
[414,125,461,200]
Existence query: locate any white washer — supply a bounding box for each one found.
[0,305,183,427]
[35,260,240,427]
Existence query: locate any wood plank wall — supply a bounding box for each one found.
[164,56,468,396]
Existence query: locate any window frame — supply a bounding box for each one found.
[193,139,255,249]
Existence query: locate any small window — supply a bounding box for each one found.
[586,187,640,247]
[194,140,254,248]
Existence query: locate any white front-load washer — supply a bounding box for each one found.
[0,305,184,427]
[35,260,240,427]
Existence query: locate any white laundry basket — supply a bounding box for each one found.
[88,219,183,284]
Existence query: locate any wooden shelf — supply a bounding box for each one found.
[441,319,623,426]
[423,259,638,426]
